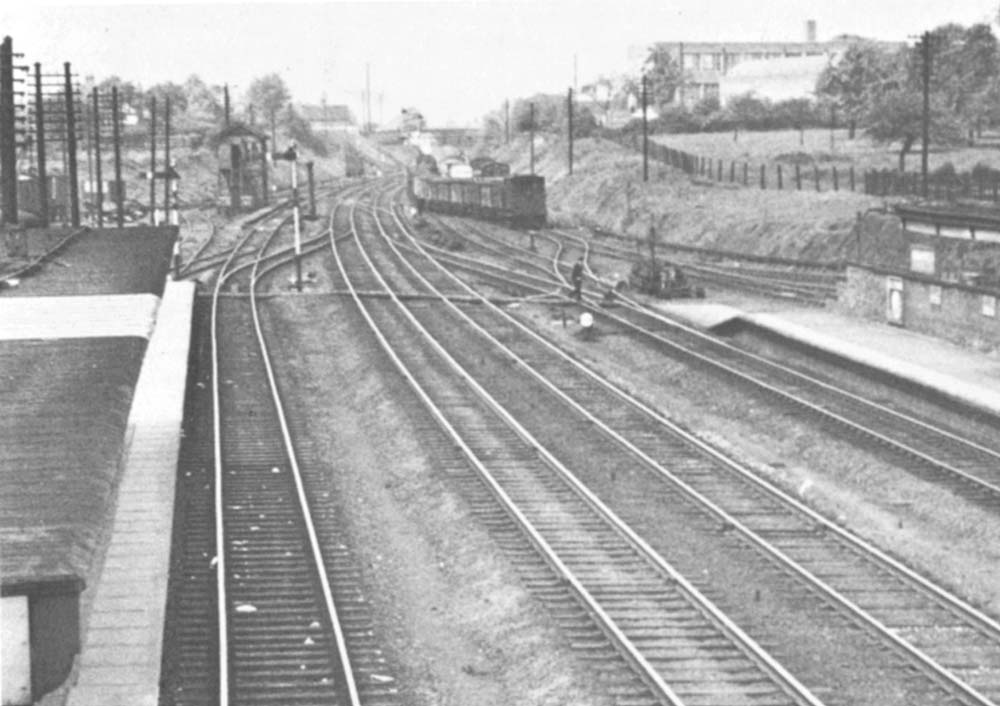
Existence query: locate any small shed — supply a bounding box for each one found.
[214,123,269,214]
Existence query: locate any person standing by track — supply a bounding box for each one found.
[571,257,584,301]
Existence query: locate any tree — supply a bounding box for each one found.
[147,81,188,114]
[773,98,817,143]
[96,76,143,113]
[865,90,963,171]
[727,93,770,130]
[644,45,684,111]
[247,74,291,143]
[182,74,222,124]
[817,42,902,138]
[907,23,999,142]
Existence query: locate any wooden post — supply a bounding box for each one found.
[759,164,766,189]
[65,62,80,227]
[34,62,48,226]
[814,164,820,191]
[149,96,156,224]
[92,88,103,227]
[833,166,839,191]
[795,164,802,190]
[777,164,783,190]
[112,87,124,227]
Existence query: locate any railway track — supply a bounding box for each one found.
[359,187,1000,705]
[333,188,826,706]
[161,203,399,706]
[409,210,1000,510]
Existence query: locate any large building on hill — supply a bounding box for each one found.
[632,21,902,106]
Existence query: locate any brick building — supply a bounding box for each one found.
[631,21,900,107]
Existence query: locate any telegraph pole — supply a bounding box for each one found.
[65,62,80,228]
[504,99,510,145]
[0,37,16,224]
[164,96,171,224]
[567,87,573,175]
[642,73,649,182]
[92,88,103,227]
[529,102,535,175]
[365,62,371,133]
[34,63,48,227]
[149,96,156,224]
[223,84,230,127]
[920,30,931,198]
[112,87,124,227]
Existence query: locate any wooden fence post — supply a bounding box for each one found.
[743,162,749,186]
[795,164,802,190]
[777,164,783,190]
[833,166,839,191]
[717,159,723,181]
[814,165,820,191]
[730,161,735,183]
[760,164,766,189]
[850,165,855,191]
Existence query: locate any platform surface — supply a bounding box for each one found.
[67,279,195,706]
[0,294,159,340]
[744,308,1000,416]
[644,299,1000,417]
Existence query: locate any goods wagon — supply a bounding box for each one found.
[409,172,545,229]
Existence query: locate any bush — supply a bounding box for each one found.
[933,161,957,178]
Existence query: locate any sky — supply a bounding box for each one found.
[2,0,999,126]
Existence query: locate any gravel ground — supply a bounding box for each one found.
[262,293,614,706]
[506,299,1000,619]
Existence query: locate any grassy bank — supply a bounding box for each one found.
[491,133,883,262]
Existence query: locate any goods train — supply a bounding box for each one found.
[408,172,546,229]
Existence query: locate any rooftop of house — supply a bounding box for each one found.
[298,104,355,124]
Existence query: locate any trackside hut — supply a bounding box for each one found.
[214,124,269,214]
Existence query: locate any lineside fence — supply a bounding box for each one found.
[865,169,1000,204]
[615,132,1000,204]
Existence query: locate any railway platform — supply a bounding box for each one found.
[655,300,1000,418]
[65,279,194,706]
[0,226,183,706]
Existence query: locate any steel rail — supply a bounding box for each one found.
[334,193,689,706]
[418,209,1000,499]
[359,189,827,706]
[210,212,277,706]
[385,201,1000,706]
[247,222,363,706]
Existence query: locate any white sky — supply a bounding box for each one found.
[2,0,998,126]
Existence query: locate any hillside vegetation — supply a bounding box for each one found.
[490,134,883,263]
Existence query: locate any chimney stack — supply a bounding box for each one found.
[806,20,817,43]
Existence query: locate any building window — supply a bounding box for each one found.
[983,295,997,318]
[929,284,942,307]
[684,54,699,69]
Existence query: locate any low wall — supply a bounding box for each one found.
[836,265,1000,352]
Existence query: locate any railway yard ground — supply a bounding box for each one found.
[6,144,1000,706]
